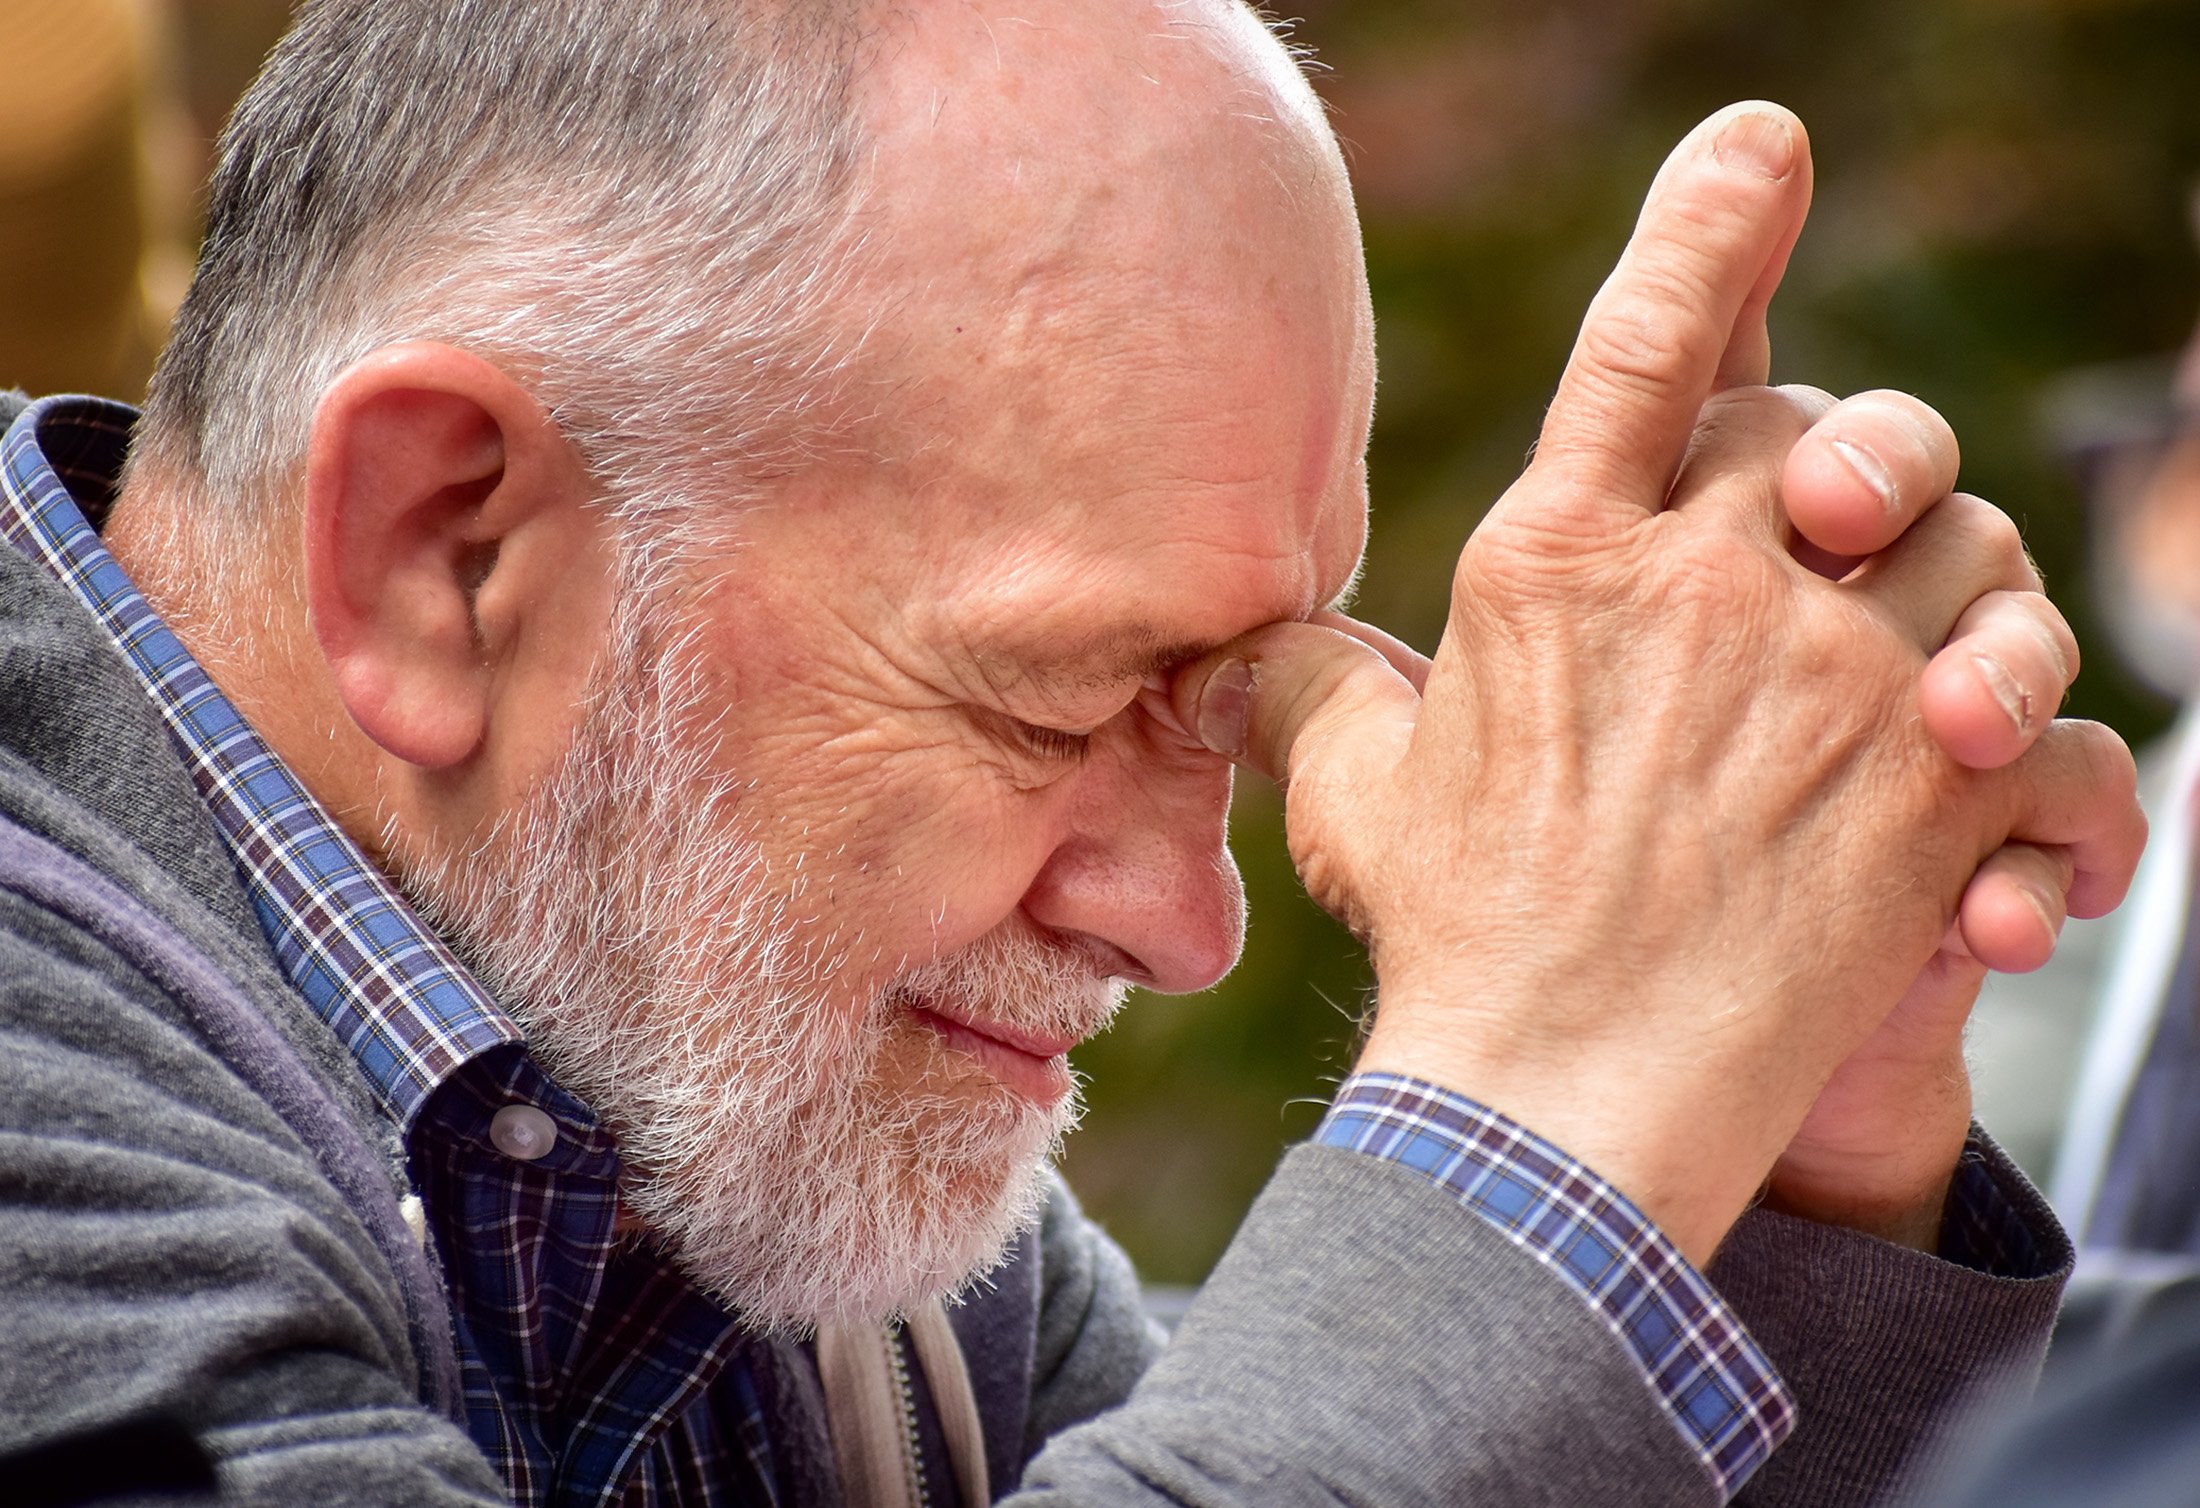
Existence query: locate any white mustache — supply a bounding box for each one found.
[879,929,1129,1048]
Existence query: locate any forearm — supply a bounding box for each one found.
[1014,1146,1720,1507]
[1016,1108,2063,1508]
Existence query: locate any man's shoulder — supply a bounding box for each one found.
[0,528,258,928]
[0,793,470,1449]
[0,763,387,1193]
[0,538,406,1200]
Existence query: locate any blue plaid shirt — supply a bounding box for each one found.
[3,397,784,1507]
[3,391,1995,1505]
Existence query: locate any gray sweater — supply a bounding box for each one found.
[0,394,2071,1505]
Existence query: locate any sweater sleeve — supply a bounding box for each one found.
[1716,1134,2070,1508]
[1011,1144,1715,1506]
[1011,1129,2067,1507]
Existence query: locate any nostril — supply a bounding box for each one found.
[1032,922,1152,988]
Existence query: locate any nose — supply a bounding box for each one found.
[1017,732,1246,994]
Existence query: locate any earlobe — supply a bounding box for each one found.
[303,343,568,771]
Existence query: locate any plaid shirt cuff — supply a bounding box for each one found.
[1316,1072,1795,1502]
[1937,1129,2048,1276]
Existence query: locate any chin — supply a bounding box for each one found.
[632,1074,1079,1336]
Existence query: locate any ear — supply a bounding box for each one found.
[303,342,605,769]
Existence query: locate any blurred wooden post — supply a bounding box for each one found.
[0,0,180,402]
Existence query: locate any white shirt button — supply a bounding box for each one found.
[488,1103,559,1162]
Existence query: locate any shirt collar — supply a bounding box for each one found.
[0,395,523,1131]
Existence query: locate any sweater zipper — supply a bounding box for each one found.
[887,1324,931,1508]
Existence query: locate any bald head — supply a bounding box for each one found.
[867,0,1336,175]
[861,0,1350,295]
[847,0,1372,511]
[126,0,1367,577]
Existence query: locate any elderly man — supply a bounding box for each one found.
[0,2,2145,1506]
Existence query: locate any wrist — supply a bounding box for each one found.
[1768,1048,1972,1254]
[1758,1170,1953,1252]
[1353,1015,1783,1267]
[1763,1129,1967,1253]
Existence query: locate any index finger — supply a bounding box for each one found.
[1527,102,1814,519]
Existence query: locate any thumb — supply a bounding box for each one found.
[1171,621,1420,791]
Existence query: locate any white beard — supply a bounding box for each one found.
[390,597,1126,1332]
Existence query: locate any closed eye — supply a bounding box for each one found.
[1010,720,1093,763]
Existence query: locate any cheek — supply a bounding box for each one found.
[678,577,1073,974]
[715,693,1073,977]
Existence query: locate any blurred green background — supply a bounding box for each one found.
[1067,0,2200,1284]
[6,0,2200,1286]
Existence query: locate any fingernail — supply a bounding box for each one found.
[1829,437,1901,516]
[1712,109,1798,181]
[1975,653,2033,734]
[1197,659,1254,757]
[2022,887,2065,946]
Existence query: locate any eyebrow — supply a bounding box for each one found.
[1008,627,1219,697]
[975,556,1366,704]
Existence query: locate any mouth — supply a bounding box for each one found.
[906,1001,1079,1106]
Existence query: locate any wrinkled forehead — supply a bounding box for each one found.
[846,0,1363,374]
[845,8,1369,521]
[772,0,1376,689]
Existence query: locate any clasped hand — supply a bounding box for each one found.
[1166,104,2146,1265]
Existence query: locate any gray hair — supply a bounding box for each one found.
[130,0,874,578]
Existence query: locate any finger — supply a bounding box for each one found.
[1528,102,1812,517]
[1935,917,1976,965]
[1313,609,1431,693]
[1919,589,2080,769]
[1888,938,1987,1052]
[1998,718,2145,920]
[1668,382,1829,546]
[1784,391,1962,558]
[1957,842,2077,974]
[1170,622,1420,790]
[1848,492,2036,649]
[1714,158,1815,390]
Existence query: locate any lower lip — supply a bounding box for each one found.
[911,1009,1074,1105]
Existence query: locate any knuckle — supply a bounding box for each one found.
[1949,492,2025,568]
[2013,591,2079,682]
[2062,719,2139,804]
[1693,384,1808,453]
[1773,382,1838,422]
[1453,507,1614,602]
[2052,614,2081,679]
[2100,727,2140,802]
[1649,527,1786,638]
[1574,281,1711,402]
[2020,543,2048,593]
